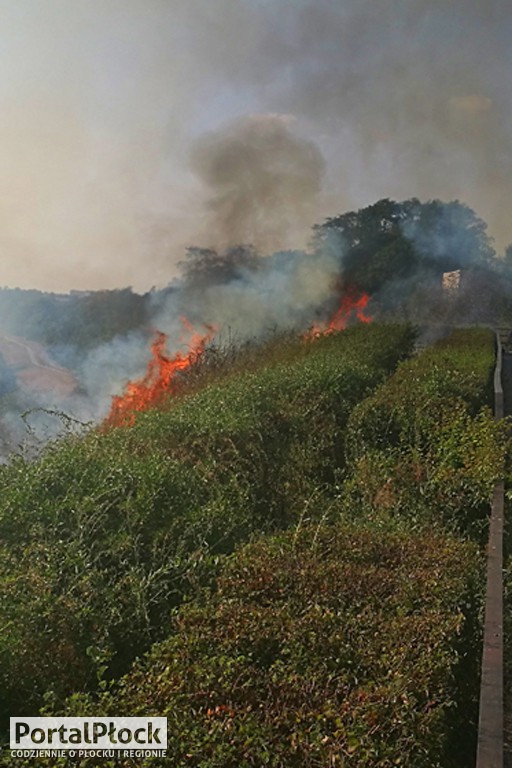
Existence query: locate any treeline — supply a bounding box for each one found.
[1,197,512,360]
[180,197,512,326]
[0,287,152,351]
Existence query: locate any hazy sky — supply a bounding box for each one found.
[0,0,510,292]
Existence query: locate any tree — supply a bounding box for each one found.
[401,199,494,272]
[178,245,260,288]
[312,198,495,295]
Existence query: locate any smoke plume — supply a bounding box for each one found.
[0,0,511,450]
[190,115,325,253]
[0,1,509,292]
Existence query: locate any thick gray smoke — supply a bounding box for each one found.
[232,0,512,253]
[0,1,510,292]
[190,115,325,253]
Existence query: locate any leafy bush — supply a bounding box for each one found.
[0,324,415,722]
[37,523,483,768]
[344,328,504,536]
[0,323,498,766]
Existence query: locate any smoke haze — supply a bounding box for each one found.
[0,0,509,292]
[190,115,325,253]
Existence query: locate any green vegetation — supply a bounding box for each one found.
[504,456,512,760]
[505,510,512,759]
[51,524,482,768]
[0,324,414,727]
[0,323,503,768]
[313,199,494,297]
[343,329,503,539]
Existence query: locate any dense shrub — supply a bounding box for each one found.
[35,523,483,768]
[343,328,504,536]
[0,324,415,722]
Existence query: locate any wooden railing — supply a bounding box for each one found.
[476,331,504,768]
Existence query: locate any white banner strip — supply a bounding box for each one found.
[10,717,167,751]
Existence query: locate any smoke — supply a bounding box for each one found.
[0,1,509,293]
[75,330,153,418]
[190,115,325,253]
[246,0,512,251]
[154,247,343,340]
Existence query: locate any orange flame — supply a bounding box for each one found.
[327,291,372,331]
[306,290,372,338]
[106,317,216,428]
[106,292,372,428]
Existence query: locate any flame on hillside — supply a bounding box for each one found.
[106,291,372,429]
[106,317,216,428]
[306,290,372,338]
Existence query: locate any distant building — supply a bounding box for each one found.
[442,269,461,294]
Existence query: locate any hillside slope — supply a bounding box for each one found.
[0,324,505,768]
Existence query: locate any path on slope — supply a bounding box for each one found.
[0,332,77,397]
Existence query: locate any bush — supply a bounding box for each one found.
[37,523,483,768]
[503,498,512,760]
[343,328,504,536]
[0,324,415,721]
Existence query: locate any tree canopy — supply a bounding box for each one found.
[312,198,495,294]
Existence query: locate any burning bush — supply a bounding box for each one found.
[106,320,217,428]
[105,291,373,429]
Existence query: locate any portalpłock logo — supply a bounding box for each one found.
[10,717,167,759]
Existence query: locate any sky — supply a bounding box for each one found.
[0,0,511,292]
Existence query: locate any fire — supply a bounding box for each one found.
[106,317,216,428]
[326,291,372,331]
[307,290,372,338]
[106,291,372,428]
